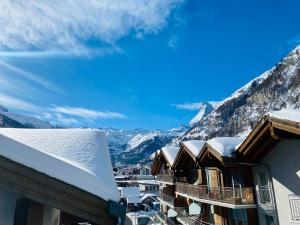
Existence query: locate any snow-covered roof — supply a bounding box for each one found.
[0,128,119,202]
[127,196,141,204]
[161,146,180,166]
[140,193,157,202]
[182,140,206,157]
[207,137,245,157]
[268,109,300,123]
[120,187,140,198]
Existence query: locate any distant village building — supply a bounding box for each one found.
[0,129,125,225]
[152,109,300,225]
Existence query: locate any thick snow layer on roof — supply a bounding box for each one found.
[140,193,157,202]
[0,128,119,202]
[268,109,300,123]
[161,146,179,166]
[127,196,142,204]
[207,137,245,157]
[120,187,140,198]
[182,140,206,157]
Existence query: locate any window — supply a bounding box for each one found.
[258,172,271,204]
[230,209,248,225]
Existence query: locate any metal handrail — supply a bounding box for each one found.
[175,182,255,205]
[157,173,174,183]
[175,208,213,225]
[289,194,300,221]
[157,211,181,225]
[159,191,175,206]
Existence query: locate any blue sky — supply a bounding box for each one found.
[0,0,299,129]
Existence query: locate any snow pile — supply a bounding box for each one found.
[182,140,206,157]
[0,128,119,202]
[207,137,245,157]
[268,108,300,123]
[161,146,179,166]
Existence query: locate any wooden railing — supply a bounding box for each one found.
[157,173,174,183]
[157,211,181,225]
[159,191,175,206]
[289,194,300,221]
[176,182,255,205]
[175,208,213,225]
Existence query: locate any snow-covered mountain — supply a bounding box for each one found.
[101,127,185,166]
[189,102,218,126]
[180,45,300,141]
[0,105,52,128]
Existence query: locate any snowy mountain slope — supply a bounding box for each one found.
[101,127,184,166]
[182,45,300,141]
[0,105,51,128]
[189,102,216,126]
[1,112,52,128]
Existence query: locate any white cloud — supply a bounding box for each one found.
[0,93,41,112]
[0,94,127,126]
[49,106,127,120]
[0,0,183,54]
[173,102,206,111]
[0,61,63,93]
[173,101,221,111]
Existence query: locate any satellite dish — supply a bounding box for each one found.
[167,209,177,218]
[189,203,201,215]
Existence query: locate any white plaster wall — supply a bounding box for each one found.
[261,140,300,225]
[42,206,61,225]
[0,188,17,225]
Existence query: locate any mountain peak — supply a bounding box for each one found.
[189,102,219,126]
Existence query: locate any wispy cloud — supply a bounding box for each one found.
[172,101,221,111]
[0,93,41,112]
[0,61,63,93]
[0,47,124,58]
[172,102,205,111]
[0,94,127,126]
[0,0,184,56]
[49,106,127,120]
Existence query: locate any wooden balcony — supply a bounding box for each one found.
[176,183,255,207]
[175,208,213,225]
[157,173,174,184]
[159,191,175,206]
[159,191,188,208]
[157,211,181,225]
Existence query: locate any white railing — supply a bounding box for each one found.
[289,195,300,221]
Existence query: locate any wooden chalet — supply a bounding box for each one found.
[0,129,125,225]
[237,110,300,225]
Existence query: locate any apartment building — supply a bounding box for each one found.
[152,109,300,225]
[237,109,300,225]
